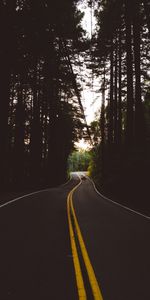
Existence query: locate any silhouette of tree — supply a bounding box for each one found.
[89,0,150,211]
[0,0,87,191]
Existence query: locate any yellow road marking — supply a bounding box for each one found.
[67,188,87,299]
[67,179,104,300]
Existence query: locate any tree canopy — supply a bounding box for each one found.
[89,0,150,213]
[0,0,88,190]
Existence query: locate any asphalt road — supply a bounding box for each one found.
[0,173,150,300]
[0,177,79,300]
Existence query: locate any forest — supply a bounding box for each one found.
[0,0,87,191]
[0,0,150,213]
[89,0,150,213]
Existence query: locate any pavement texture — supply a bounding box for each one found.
[73,176,150,300]
[0,173,150,300]
[0,178,79,300]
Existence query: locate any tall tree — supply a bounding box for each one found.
[125,0,134,144]
[0,0,87,190]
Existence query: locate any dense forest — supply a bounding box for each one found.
[1,0,150,214]
[89,0,150,213]
[0,0,88,191]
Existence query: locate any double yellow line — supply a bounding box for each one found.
[67,180,104,300]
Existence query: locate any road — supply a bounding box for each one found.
[0,173,150,300]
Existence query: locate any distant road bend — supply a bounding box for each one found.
[0,173,150,300]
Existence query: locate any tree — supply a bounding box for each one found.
[88,0,150,210]
[0,0,87,190]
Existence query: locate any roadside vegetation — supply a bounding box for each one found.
[88,0,150,214]
[68,150,91,172]
[0,0,87,191]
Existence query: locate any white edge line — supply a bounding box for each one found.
[0,189,49,209]
[87,176,150,220]
[0,175,73,209]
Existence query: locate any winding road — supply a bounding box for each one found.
[0,173,150,299]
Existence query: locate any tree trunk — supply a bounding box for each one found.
[47,37,58,185]
[118,26,122,145]
[108,39,114,145]
[114,33,118,144]
[0,60,10,188]
[125,0,134,145]
[30,61,42,185]
[133,0,145,143]
[14,83,25,186]
[100,67,106,145]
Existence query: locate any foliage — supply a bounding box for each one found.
[0,0,87,190]
[88,0,150,213]
[68,150,91,172]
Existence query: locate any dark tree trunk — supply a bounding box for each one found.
[133,0,145,143]
[0,2,16,188]
[125,0,134,145]
[100,68,106,145]
[114,33,118,144]
[118,26,122,145]
[14,84,25,186]
[108,40,114,145]
[30,62,42,184]
[0,60,10,188]
[47,40,58,185]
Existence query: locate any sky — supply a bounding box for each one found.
[76,2,101,150]
[79,2,99,124]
